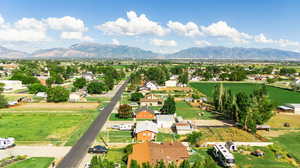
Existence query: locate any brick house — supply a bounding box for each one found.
[127,142,189,167]
[134,121,158,141]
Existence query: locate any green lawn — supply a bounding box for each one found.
[85,96,111,103]
[272,131,300,161]
[176,101,215,119]
[7,157,54,168]
[156,133,180,142]
[105,148,126,163]
[109,113,133,121]
[190,82,300,105]
[0,113,95,145]
[98,131,133,143]
[233,147,296,168]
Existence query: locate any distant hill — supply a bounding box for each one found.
[30,43,158,59]
[166,46,300,60]
[1,43,300,60]
[0,46,28,59]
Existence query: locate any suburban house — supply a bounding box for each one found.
[140,94,163,106]
[69,92,81,102]
[135,107,156,120]
[156,114,175,128]
[277,104,300,114]
[0,80,24,92]
[145,81,159,90]
[127,142,189,167]
[134,121,158,141]
[165,80,177,87]
[175,122,193,135]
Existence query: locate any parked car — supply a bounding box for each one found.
[111,124,120,129]
[88,145,108,154]
[251,149,264,157]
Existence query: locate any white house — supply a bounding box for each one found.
[82,72,95,81]
[145,81,159,90]
[165,80,177,87]
[0,80,24,92]
[156,114,175,128]
[69,92,81,102]
[0,137,15,149]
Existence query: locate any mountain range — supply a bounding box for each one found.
[1,43,300,60]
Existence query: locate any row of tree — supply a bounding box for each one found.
[213,84,274,133]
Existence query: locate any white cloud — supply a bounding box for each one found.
[0,15,4,25]
[276,39,300,47]
[254,33,274,43]
[44,16,87,32]
[150,38,177,47]
[194,40,211,47]
[202,21,251,43]
[167,21,202,37]
[0,14,91,42]
[60,32,93,41]
[112,39,120,45]
[96,11,168,36]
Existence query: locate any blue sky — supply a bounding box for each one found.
[0,0,300,53]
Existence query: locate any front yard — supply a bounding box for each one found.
[6,157,54,168]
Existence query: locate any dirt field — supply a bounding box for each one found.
[266,114,300,128]
[0,102,99,112]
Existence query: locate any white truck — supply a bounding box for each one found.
[0,137,15,149]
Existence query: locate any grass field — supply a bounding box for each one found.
[176,101,215,119]
[156,133,180,142]
[190,82,300,105]
[233,146,296,168]
[198,127,260,144]
[0,113,96,145]
[7,157,54,168]
[0,102,99,113]
[272,131,300,161]
[98,131,133,143]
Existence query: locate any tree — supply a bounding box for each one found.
[73,77,87,89]
[178,72,189,84]
[186,131,202,147]
[160,96,176,114]
[179,160,190,168]
[104,75,115,90]
[118,104,133,119]
[130,160,140,168]
[130,92,144,102]
[0,84,7,108]
[87,81,107,94]
[47,86,70,102]
[10,72,40,84]
[28,83,47,94]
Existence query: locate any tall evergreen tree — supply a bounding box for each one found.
[160,96,176,114]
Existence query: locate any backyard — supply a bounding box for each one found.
[98,131,133,143]
[190,82,300,105]
[176,101,215,119]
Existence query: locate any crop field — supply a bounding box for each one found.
[176,101,215,119]
[0,102,99,113]
[190,82,300,105]
[7,157,54,168]
[198,127,260,144]
[0,112,96,145]
[272,131,300,161]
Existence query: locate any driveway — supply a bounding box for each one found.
[0,146,71,160]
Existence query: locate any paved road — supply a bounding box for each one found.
[57,80,129,168]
